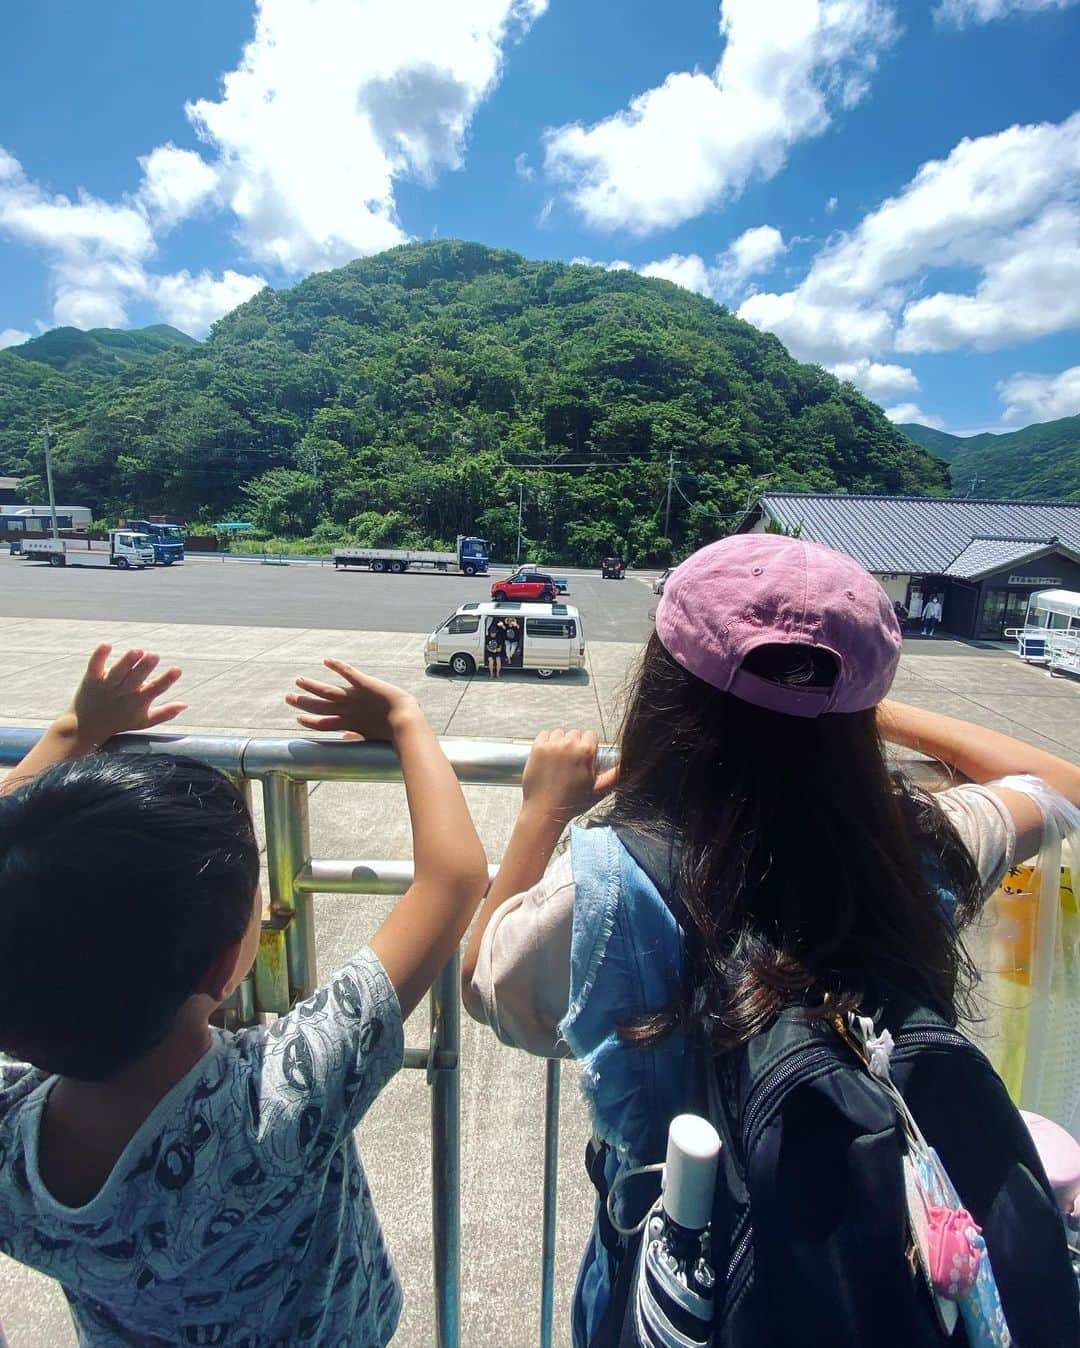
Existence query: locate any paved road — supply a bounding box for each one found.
[0,554,658,642]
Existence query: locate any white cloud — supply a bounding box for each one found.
[826,194,838,212]
[936,0,1077,25]
[137,144,219,227]
[884,402,945,428]
[997,365,1080,425]
[0,1,547,332]
[829,357,919,400]
[187,0,549,272]
[0,145,156,327]
[0,327,30,348]
[739,112,1080,364]
[150,268,267,336]
[640,254,714,295]
[897,205,1080,352]
[514,151,535,181]
[639,225,787,300]
[543,0,896,233]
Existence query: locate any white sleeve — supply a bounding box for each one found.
[469,848,575,1059]
[934,783,1017,899]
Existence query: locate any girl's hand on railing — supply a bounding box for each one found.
[286,659,422,740]
[522,728,618,826]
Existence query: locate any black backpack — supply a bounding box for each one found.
[587,828,1080,1348]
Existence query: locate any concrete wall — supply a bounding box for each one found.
[874,573,912,606]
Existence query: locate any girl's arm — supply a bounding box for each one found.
[0,644,185,795]
[461,728,615,1022]
[878,698,1080,862]
[287,661,489,1019]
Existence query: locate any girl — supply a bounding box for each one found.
[462,534,1080,1346]
[486,617,505,679]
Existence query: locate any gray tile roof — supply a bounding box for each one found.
[942,536,1057,579]
[747,494,1080,574]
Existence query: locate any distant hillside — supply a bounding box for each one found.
[8,324,198,376]
[900,416,1080,501]
[1,240,950,563]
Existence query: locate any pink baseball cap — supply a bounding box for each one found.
[655,533,902,718]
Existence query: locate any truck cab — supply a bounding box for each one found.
[457,536,489,576]
[124,519,184,565]
[110,532,157,568]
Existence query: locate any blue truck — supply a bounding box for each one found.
[123,519,185,565]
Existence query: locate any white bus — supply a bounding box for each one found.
[425,600,586,678]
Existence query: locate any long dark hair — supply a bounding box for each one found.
[607,635,982,1049]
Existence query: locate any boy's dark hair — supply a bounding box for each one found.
[0,753,259,1080]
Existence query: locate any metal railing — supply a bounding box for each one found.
[0,727,593,1348]
[0,728,943,1346]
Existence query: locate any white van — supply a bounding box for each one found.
[425,600,586,678]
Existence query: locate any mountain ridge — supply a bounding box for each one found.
[2,239,951,563]
[899,416,1080,502]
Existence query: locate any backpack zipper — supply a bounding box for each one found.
[727,1025,981,1303]
[741,1045,836,1156]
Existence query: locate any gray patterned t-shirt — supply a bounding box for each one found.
[0,947,404,1346]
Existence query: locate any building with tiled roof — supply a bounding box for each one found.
[738,494,1080,639]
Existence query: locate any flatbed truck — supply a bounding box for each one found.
[333,534,489,576]
[20,530,156,570]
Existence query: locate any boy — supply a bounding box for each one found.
[0,644,488,1346]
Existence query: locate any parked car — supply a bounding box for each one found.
[491,569,558,602]
[654,567,673,596]
[517,563,568,594]
[425,601,586,678]
[601,557,625,579]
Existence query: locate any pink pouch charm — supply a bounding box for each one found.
[927,1205,982,1299]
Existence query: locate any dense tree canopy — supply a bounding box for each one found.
[1,240,951,563]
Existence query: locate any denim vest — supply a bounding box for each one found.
[558,824,688,1345]
[557,822,960,1345]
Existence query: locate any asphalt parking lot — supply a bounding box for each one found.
[0,553,658,643]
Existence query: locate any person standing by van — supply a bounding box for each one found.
[503,617,521,669]
[486,618,505,679]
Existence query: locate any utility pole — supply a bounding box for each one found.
[663,452,677,539]
[516,481,524,565]
[964,475,983,499]
[41,422,60,541]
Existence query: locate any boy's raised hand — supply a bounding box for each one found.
[70,644,186,750]
[2,645,186,794]
[286,659,420,739]
[522,728,618,825]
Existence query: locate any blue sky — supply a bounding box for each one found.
[0,0,1078,435]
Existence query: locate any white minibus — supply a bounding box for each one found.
[425,600,586,677]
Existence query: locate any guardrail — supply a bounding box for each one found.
[0,728,618,1348]
[0,728,944,1347]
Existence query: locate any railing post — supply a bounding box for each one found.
[262,773,317,998]
[540,1058,561,1348]
[430,952,461,1348]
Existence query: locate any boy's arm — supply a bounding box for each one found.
[461,729,615,1021]
[0,644,185,795]
[287,660,489,1019]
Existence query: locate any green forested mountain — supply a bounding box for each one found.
[1,240,949,563]
[8,323,197,377]
[899,417,1080,502]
